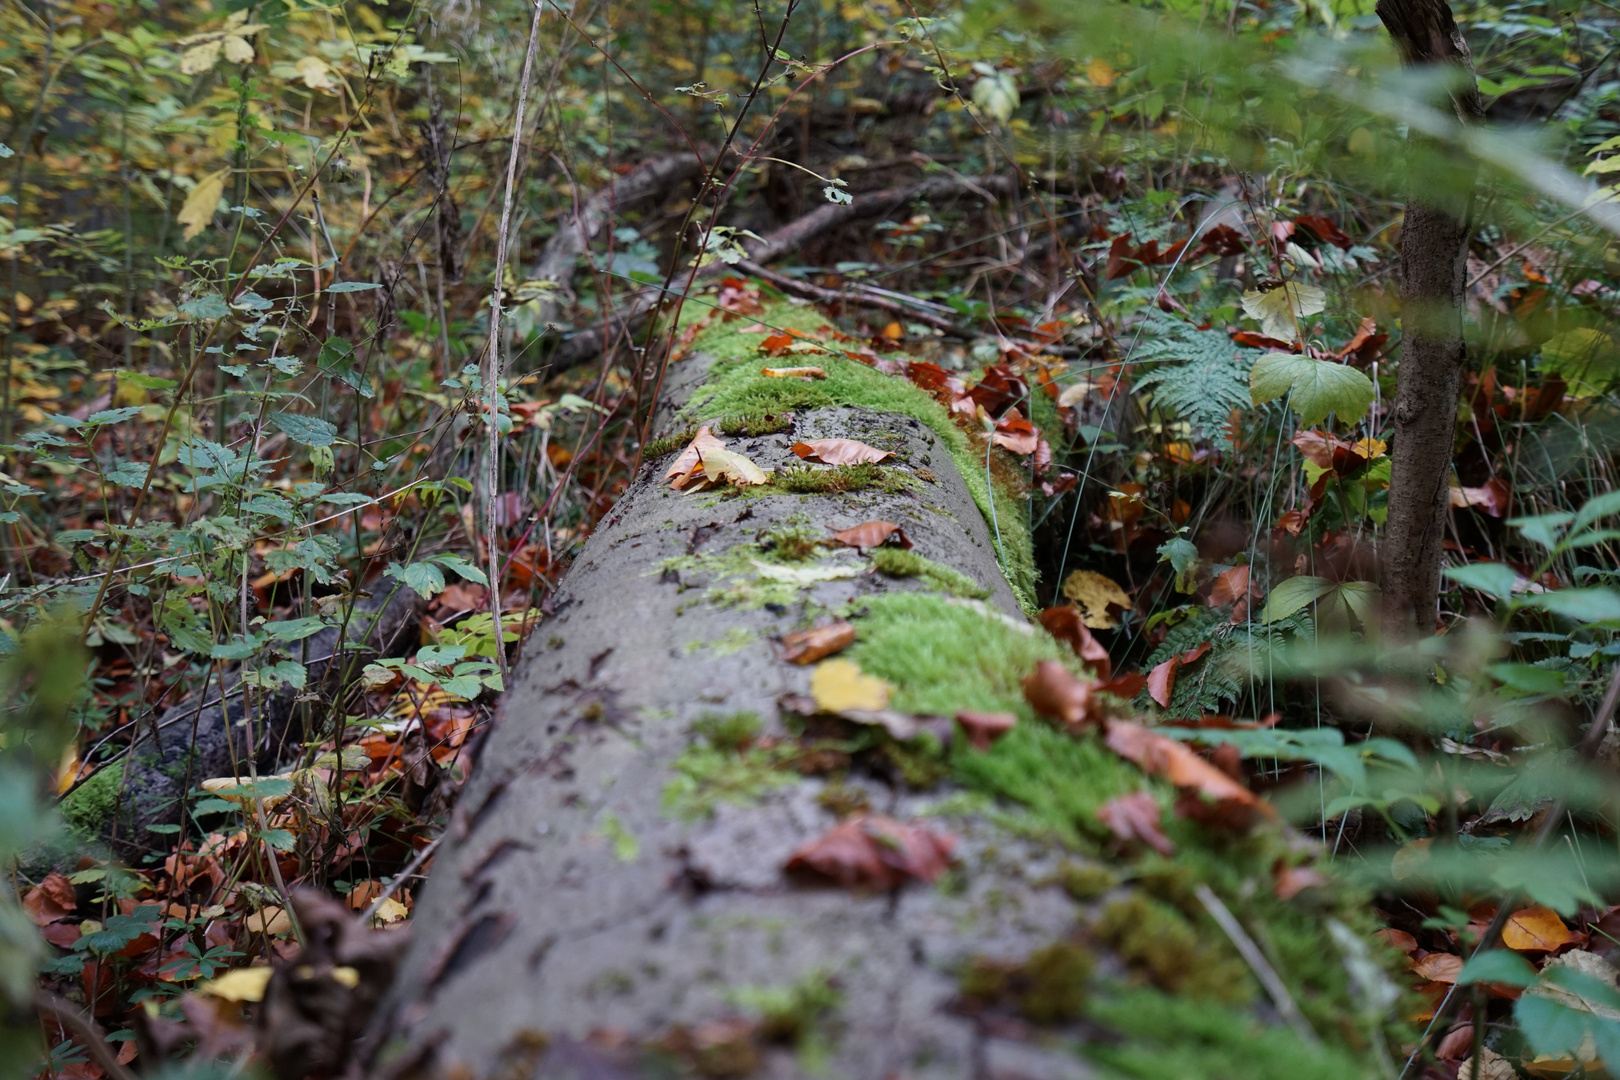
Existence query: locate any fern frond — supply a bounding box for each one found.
[1132,314,1259,449]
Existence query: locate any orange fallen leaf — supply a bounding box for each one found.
[785,813,955,891]
[1503,905,1580,952]
[1104,721,1274,827]
[1208,565,1253,623]
[991,409,1040,455]
[1375,928,1419,955]
[761,366,827,379]
[1412,952,1463,984]
[955,710,1017,751]
[1022,660,1102,731]
[1273,861,1328,900]
[879,321,904,340]
[760,332,795,354]
[1096,791,1175,856]
[829,520,910,550]
[1146,642,1211,707]
[22,872,76,925]
[666,425,727,489]
[791,439,894,465]
[781,621,857,665]
[1038,606,1111,680]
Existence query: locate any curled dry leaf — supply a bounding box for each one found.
[1146,641,1211,708]
[699,447,770,487]
[1095,791,1175,856]
[1022,660,1102,731]
[760,332,795,354]
[1412,952,1463,984]
[829,520,911,550]
[1449,476,1512,518]
[810,658,892,712]
[1103,721,1274,827]
[1503,905,1580,952]
[22,871,76,925]
[1038,606,1111,680]
[666,425,727,489]
[791,439,894,465]
[761,366,827,379]
[991,409,1040,455]
[1061,570,1132,629]
[1375,928,1419,955]
[781,621,857,665]
[955,710,1017,751]
[785,813,956,891]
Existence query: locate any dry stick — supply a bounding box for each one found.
[733,259,967,336]
[1194,883,1320,1048]
[1398,662,1620,1079]
[480,0,546,678]
[34,990,137,1080]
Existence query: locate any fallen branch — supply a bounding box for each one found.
[542,172,1017,370]
[733,259,967,336]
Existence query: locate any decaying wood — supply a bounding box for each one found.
[1375,0,1485,636]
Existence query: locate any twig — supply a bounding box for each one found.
[734,260,968,336]
[482,0,547,678]
[361,835,442,924]
[34,990,137,1080]
[1194,883,1321,1048]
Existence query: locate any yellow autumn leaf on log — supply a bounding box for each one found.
[1061,570,1132,629]
[699,447,769,487]
[178,169,229,240]
[811,658,892,712]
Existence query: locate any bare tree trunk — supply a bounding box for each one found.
[1376,0,1486,636]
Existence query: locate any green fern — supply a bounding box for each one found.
[1137,607,1313,719]
[1132,315,1259,449]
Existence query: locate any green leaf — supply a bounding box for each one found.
[1241,281,1325,341]
[1457,949,1538,988]
[1156,537,1199,593]
[1444,562,1522,599]
[386,560,445,599]
[260,828,296,851]
[1510,511,1574,549]
[1488,661,1566,695]
[432,553,489,586]
[263,616,327,641]
[1538,328,1620,398]
[325,281,382,293]
[1261,575,1335,622]
[1519,588,1620,625]
[1250,352,1375,426]
[178,294,231,321]
[270,411,338,447]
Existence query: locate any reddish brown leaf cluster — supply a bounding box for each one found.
[785,813,956,891]
[955,710,1017,750]
[1038,606,1112,679]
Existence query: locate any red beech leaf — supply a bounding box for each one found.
[1104,721,1273,828]
[907,361,949,393]
[1097,671,1147,698]
[991,409,1040,455]
[759,332,795,355]
[955,710,1017,751]
[1021,660,1102,731]
[1038,606,1112,680]
[1293,213,1354,250]
[1197,224,1246,257]
[829,521,910,550]
[791,439,894,465]
[1449,476,1511,518]
[22,872,76,925]
[785,813,955,891]
[1273,862,1329,900]
[1096,791,1176,856]
[1147,656,1180,708]
[1232,330,1298,351]
[781,621,857,665]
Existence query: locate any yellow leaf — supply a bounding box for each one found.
[370,897,409,925]
[245,907,292,936]
[1086,58,1118,87]
[810,658,892,712]
[177,169,230,241]
[1060,570,1132,629]
[700,447,769,487]
[179,39,222,75]
[197,965,273,1002]
[222,34,256,64]
[295,55,337,91]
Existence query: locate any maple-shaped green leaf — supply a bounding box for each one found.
[1250,352,1374,426]
[1241,282,1326,342]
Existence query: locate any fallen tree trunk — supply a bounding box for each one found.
[366,305,1391,1079]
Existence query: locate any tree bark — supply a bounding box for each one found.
[1376,0,1486,636]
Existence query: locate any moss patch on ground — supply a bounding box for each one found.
[61,762,123,837]
[678,305,1037,611]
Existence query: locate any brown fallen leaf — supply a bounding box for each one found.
[1375,928,1419,955]
[991,409,1040,455]
[1412,952,1463,984]
[1022,660,1102,731]
[1146,642,1211,708]
[781,621,857,664]
[760,332,794,354]
[1038,606,1112,680]
[955,710,1017,751]
[1096,791,1175,856]
[1097,671,1148,699]
[699,446,770,487]
[1435,1023,1475,1061]
[1503,905,1580,953]
[829,520,911,550]
[667,425,727,489]
[785,813,955,890]
[22,871,76,925]
[791,438,894,465]
[1272,861,1328,900]
[1103,721,1274,827]
[761,366,827,379]
[1208,565,1253,623]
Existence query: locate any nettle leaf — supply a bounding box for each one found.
[178,293,231,321]
[1241,282,1325,341]
[387,560,446,599]
[1250,352,1374,427]
[271,411,338,447]
[264,616,327,641]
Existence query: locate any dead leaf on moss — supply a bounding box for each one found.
[955,710,1016,750]
[781,622,857,664]
[829,521,910,550]
[791,439,894,465]
[1375,928,1419,955]
[1022,660,1102,731]
[810,658,892,712]
[1104,721,1273,827]
[785,813,955,890]
[666,426,727,489]
[991,409,1040,455]
[1096,791,1175,856]
[1038,606,1111,679]
[1273,862,1328,900]
[761,366,827,379]
[1503,905,1580,953]
[1061,570,1132,629]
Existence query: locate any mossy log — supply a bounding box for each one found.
[367,309,1393,1080]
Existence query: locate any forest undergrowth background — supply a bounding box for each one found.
[3,0,1620,1076]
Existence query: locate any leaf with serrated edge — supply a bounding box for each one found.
[1241,282,1325,342]
[1250,351,1374,427]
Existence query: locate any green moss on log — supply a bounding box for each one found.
[60,763,123,836]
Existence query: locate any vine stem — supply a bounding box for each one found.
[482,0,546,676]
